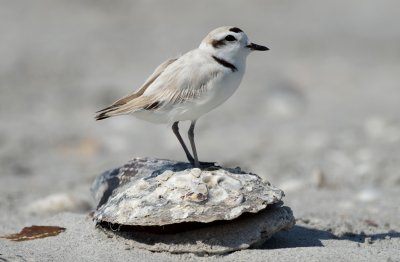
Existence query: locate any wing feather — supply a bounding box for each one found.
[112,70,220,115]
[95,52,222,121]
[95,58,178,120]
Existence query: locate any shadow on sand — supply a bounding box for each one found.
[261,225,400,249]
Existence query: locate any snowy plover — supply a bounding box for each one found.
[96,26,268,167]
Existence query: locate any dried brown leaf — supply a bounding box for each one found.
[1,225,66,241]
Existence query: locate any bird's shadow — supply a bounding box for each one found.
[260,225,400,249]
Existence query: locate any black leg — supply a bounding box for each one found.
[172,121,194,164]
[188,120,200,168]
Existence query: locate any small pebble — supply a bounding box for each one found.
[190,168,202,178]
[26,193,91,215]
[356,188,380,202]
[364,237,373,244]
[312,168,328,189]
[278,179,305,193]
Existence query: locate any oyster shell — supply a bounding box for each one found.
[100,205,295,255]
[91,157,284,226]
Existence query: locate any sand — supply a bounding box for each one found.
[1,0,399,261]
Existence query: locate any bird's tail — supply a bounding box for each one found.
[95,92,141,120]
[95,103,134,120]
[95,99,143,120]
[95,105,118,120]
[95,92,158,120]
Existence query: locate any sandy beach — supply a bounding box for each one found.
[0,1,399,261]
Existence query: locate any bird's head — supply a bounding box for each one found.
[199,26,269,62]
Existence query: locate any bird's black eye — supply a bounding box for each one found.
[225,35,236,41]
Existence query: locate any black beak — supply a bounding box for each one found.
[247,43,269,51]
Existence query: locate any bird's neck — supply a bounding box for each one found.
[216,53,246,72]
[208,52,247,72]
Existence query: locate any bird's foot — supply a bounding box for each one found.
[190,160,220,170]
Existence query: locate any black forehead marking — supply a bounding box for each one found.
[229,27,243,33]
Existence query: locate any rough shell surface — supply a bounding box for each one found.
[99,205,295,255]
[91,157,284,226]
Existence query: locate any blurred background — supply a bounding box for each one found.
[0,0,399,227]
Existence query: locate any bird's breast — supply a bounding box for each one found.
[206,68,244,107]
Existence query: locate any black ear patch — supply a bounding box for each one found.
[211,39,226,48]
[229,27,243,33]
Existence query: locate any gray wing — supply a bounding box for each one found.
[96,53,222,120]
[95,58,178,120]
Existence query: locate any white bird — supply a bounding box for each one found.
[95,26,268,168]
